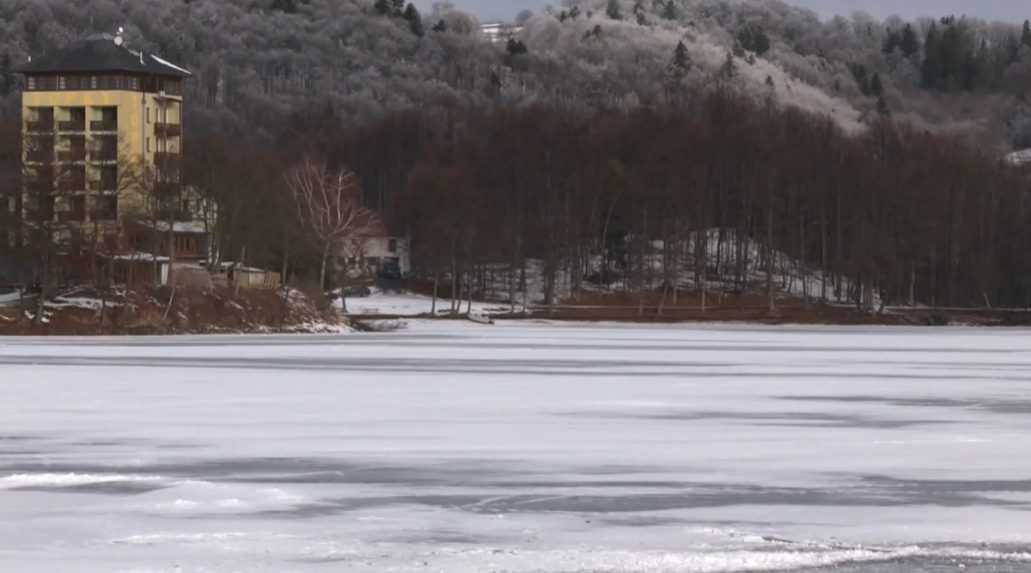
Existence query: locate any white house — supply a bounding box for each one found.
[480,22,523,45]
[340,220,410,280]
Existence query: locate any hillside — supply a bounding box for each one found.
[1,0,1027,148]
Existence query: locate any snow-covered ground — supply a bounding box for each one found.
[0,289,22,307]
[2,323,1031,572]
[340,291,513,316]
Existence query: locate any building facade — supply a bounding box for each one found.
[17,34,207,283]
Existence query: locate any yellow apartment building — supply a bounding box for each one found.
[17,34,209,276]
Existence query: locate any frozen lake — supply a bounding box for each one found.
[1,322,1031,572]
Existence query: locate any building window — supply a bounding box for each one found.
[58,76,67,90]
[27,77,36,90]
[388,239,398,253]
[146,137,151,152]
[175,235,195,254]
[128,77,139,90]
[146,108,151,123]
[7,195,15,214]
[95,196,118,221]
[90,76,98,89]
[70,196,86,222]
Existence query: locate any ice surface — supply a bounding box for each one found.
[1,322,1031,571]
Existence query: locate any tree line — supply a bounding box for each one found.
[2,82,1030,310]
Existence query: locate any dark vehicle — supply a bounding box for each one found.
[378,258,403,280]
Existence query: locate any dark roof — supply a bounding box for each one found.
[17,37,191,78]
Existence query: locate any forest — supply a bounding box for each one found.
[1,0,1031,310]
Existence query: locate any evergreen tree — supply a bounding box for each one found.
[667,40,691,80]
[882,28,900,55]
[403,3,424,37]
[391,0,405,16]
[900,24,920,58]
[1023,20,1031,48]
[719,50,737,80]
[921,22,942,89]
[633,0,646,25]
[870,72,883,97]
[432,19,447,33]
[876,95,891,116]
[738,23,770,56]
[374,0,391,16]
[606,0,622,20]
[0,54,12,97]
[661,0,677,21]
[271,0,298,13]
[582,25,603,41]
[850,63,871,95]
[506,39,528,56]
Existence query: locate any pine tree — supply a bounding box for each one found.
[374,0,391,16]
[1023,20,1031,48]
[870,72,883,97]
[900,24,920,58]
[850,63,870,95]
[606,0,622,20]
[633,0,646,25]
[432,19,447,33]
[506,39,528,56]
[876,95,891,116]
[661,0,677,21]
[921,22,942,89]
[737,23,771,56]
[403,3,423,37]
[719,50,737,81]
[0,54,12,97]
[882,28,900,54]
[271,0,298,13]
[391,0,405,16]
[667,40,691,80]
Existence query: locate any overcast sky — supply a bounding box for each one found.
[416,0,1028,24]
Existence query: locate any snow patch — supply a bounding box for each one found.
[0,473,164,489]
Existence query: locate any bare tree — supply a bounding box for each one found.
[285,158,378,306]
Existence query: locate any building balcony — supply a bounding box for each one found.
[57,179,87,192]
[90,210,118,222]
[91,150,119,162]
[89,180,119,192]
[27,121,55,132]
[90,120,118,132]
[57,149,87,162]
[154,123,182,137]
[58,120,86,132]
[154,151,181,164]
[154,181,182,195]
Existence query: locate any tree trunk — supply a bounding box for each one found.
[281,230,291,287]
[767,207,776,314]
[319,243,330,293]
[450,250,458,314]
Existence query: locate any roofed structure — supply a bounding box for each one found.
[17,36,191,78]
